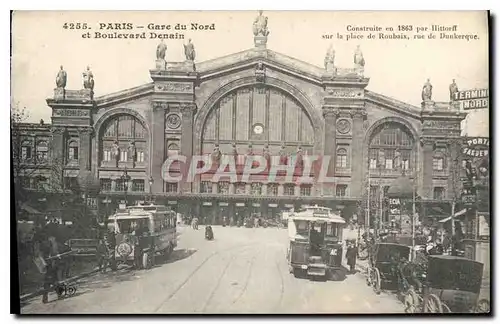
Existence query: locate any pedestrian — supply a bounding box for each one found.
[346,240,357,273]
[40,236,64,303]
[104,227,117,271]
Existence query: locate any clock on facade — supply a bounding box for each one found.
[166,113,181,129]
[253,124,264,135]
[337,119,351,134]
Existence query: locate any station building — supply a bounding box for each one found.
[13,25,468,226]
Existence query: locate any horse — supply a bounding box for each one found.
[205,226,214,240]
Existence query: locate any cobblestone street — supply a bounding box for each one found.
[21,226,404,314]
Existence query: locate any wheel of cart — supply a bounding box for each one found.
[365,243,412,295]
[423,255,487,313]
[473,299,490,313]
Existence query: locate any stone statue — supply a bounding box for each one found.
[393,149,401,171]
[421,79,433,101]
[449,79,459,101]
[184,39,196,61]
[156,39,167,60]
[56,65,67,89]
[255,62,266,82]
[324,45,335,71]
[354,45,365,68]
[253,10,270,36]
[82,66,94,91]
[211,144,221,163]
[378,149,385,168]
[247,143,254,156]
[296,145,304,168]
[128,141,137,162]
[279,143,288,164]
[112,140,120,166]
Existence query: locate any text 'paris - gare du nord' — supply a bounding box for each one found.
[160,154,358,183]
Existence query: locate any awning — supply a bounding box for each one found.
[236,203,245,207]
[202,202,213,206]
[268,203,278,208]
[252,203,261,207]
[167,201,177,205]
[438,209,468,223]
[219,202,229,206]
[284,204,294,208]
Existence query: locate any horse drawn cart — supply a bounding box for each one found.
[402,254,490,313]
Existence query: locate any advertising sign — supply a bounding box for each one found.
[454,89,489,110]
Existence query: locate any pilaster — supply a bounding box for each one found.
[421,138,435,199]
[77,127,93,171]
[350,109,367,197]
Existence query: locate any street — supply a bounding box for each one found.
[20,226,404,314]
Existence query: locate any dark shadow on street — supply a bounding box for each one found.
[328,266,348,281]
[155,248,197,267]
[20,266,139,308]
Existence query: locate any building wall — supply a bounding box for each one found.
[15,49,467,222]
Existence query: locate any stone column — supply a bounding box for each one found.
[245,183,252,195]
[229,183,235,195]
[50,127,66,163]
[322,108,338,196]
[180,103,197,193]
[446,139,461,200]
[77,127,93,171]
[350,110,366,197]
[212,182,218,194]
[421,139,434,199]
[151,102,167,193]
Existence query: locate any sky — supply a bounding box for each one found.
[11,10,489,136]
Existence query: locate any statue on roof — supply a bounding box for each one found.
[449,79,459,101]
[422,78,433,101]
[82,66,94,91]
[56,65,67,89]
[354,45,365,69]
[324,44,335,72]
[253,10,270,37]
[156,39,167,60]
[184,39,196,61]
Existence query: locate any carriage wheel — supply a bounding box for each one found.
[474,299,490,313]
[366,268,372,286]
[424,294,443,313]
[441,303,452,313]
[373,268,381,295]
[403,288,419,313]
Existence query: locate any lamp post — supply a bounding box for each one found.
[121,168,131,205]
[148,176,154,203]
[103,196,112,223]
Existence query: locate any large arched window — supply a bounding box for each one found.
[368,123,415,171]
[100,114,147,166]
[201,86,315,159]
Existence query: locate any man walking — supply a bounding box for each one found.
[346,240,358,273]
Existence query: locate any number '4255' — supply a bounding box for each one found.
[63,23,89,30]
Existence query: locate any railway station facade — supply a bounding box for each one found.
[14,30,467,226]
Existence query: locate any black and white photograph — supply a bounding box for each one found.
[10,10,490,314]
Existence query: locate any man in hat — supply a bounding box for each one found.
[345,239,358,273]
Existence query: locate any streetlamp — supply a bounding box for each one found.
[148,176,154,203]
[102,196,112,223]
[120,167,131,205]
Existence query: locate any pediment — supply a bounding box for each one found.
[365,90,422,119]
[94,83,154,109]
[196,48,325,85]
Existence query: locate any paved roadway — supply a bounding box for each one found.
[21,226,404,314]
